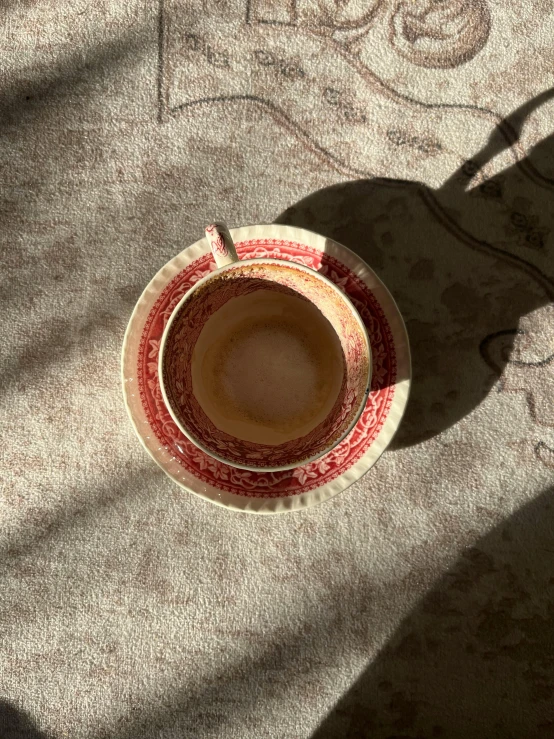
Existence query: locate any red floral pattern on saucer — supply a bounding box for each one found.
[137,240,396,497]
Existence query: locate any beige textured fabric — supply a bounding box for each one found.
[1,1,554,737]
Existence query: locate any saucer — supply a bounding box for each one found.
[121,225,411,514]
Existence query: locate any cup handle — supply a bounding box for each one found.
[205,222,239,268]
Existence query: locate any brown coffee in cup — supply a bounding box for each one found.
[192,288,345,445]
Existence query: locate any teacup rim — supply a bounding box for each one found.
[158,256,372,472]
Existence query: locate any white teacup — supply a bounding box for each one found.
[159,223,371,472]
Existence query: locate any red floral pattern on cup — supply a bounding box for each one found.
[205,224,229,257]
[138,240,396,497]
[161,261,369,469]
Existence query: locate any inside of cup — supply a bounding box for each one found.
[161,261,369,470]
